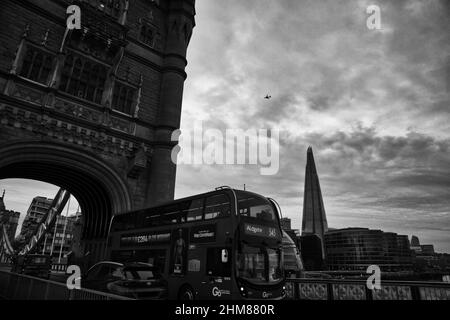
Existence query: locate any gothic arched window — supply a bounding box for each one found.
[139,23,156,47]
[112,81,135,115]
[19,46,54,85]
[59,52,107,104]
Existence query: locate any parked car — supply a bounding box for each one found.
[11,254,52,279]
[82,261,167,299]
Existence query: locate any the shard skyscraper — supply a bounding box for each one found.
[302,147,328,254]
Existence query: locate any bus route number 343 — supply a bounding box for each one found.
[218,304,275,315]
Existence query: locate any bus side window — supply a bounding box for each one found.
[143,209,156,228]
[159,204,180,225]
[185,199,204,222]
[134,210,145,228]
[124,213,137,230]
[206,247,231,277]
[205,194,230,220]
[112,215,124,232]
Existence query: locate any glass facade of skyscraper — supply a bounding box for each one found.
[324,228,413,271]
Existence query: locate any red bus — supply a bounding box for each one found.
[107,187,286,300]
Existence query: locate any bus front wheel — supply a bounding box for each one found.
[178,285,195,300]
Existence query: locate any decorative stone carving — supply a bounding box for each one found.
[54,98,102,123]
[127,143,149,178]
[110,115,134,133]
[0,103,136,157]
[41,29,50,47]
[11,84,45,105]
[8,24,29,76]
[133,74,143,118]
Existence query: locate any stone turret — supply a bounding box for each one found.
[147,0,196,205]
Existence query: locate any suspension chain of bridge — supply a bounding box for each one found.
[0,188,70,262]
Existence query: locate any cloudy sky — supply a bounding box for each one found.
[176,0,450,252]
[1,0,449,252]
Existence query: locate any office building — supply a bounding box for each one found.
[301,147,328,258]
[0,190,21,242]
[39,213,81,263]
[19,196,53,242]
[324,228,412,271]
[280,217,292,231]
[300,234,325,270]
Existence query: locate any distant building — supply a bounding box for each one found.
[299,234,325,271]
[410,235,422,254]
[0,190,21,242]
[280,217,292,230]
[324,228,412,271]
[411,235,420,247]
[19,197,53,242]
[39,213,81,263]
[420,245,435,256]
[409,235,436,258]
[301,147,328,258]
[18,197,83,263]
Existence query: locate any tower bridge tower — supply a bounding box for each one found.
[0,0,195,265]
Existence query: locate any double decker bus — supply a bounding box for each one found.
[107,187,285,300]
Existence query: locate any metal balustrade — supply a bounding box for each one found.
[285,278,450,300]
[0,270,132,300]
[2,269,449,300]
[51,264,68,272]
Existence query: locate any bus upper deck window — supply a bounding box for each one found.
[205,194,230,220]
[238,197,276,222]
[184,199,203,221]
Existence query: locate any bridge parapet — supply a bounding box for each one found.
[285,278,450,300]
[0,270,131,300]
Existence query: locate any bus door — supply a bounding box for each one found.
[203,247,232,299]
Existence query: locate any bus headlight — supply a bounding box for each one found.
[239,286,247,297]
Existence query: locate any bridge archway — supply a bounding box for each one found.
[0,140,132,259]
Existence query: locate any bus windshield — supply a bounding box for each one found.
[236,191,277,223]
[236,244,283,285]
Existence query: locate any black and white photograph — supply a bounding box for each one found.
[0,0,449,317]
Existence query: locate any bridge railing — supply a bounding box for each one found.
[0,270,132,300]
[51,264,68,273]
[285,278,450,300]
